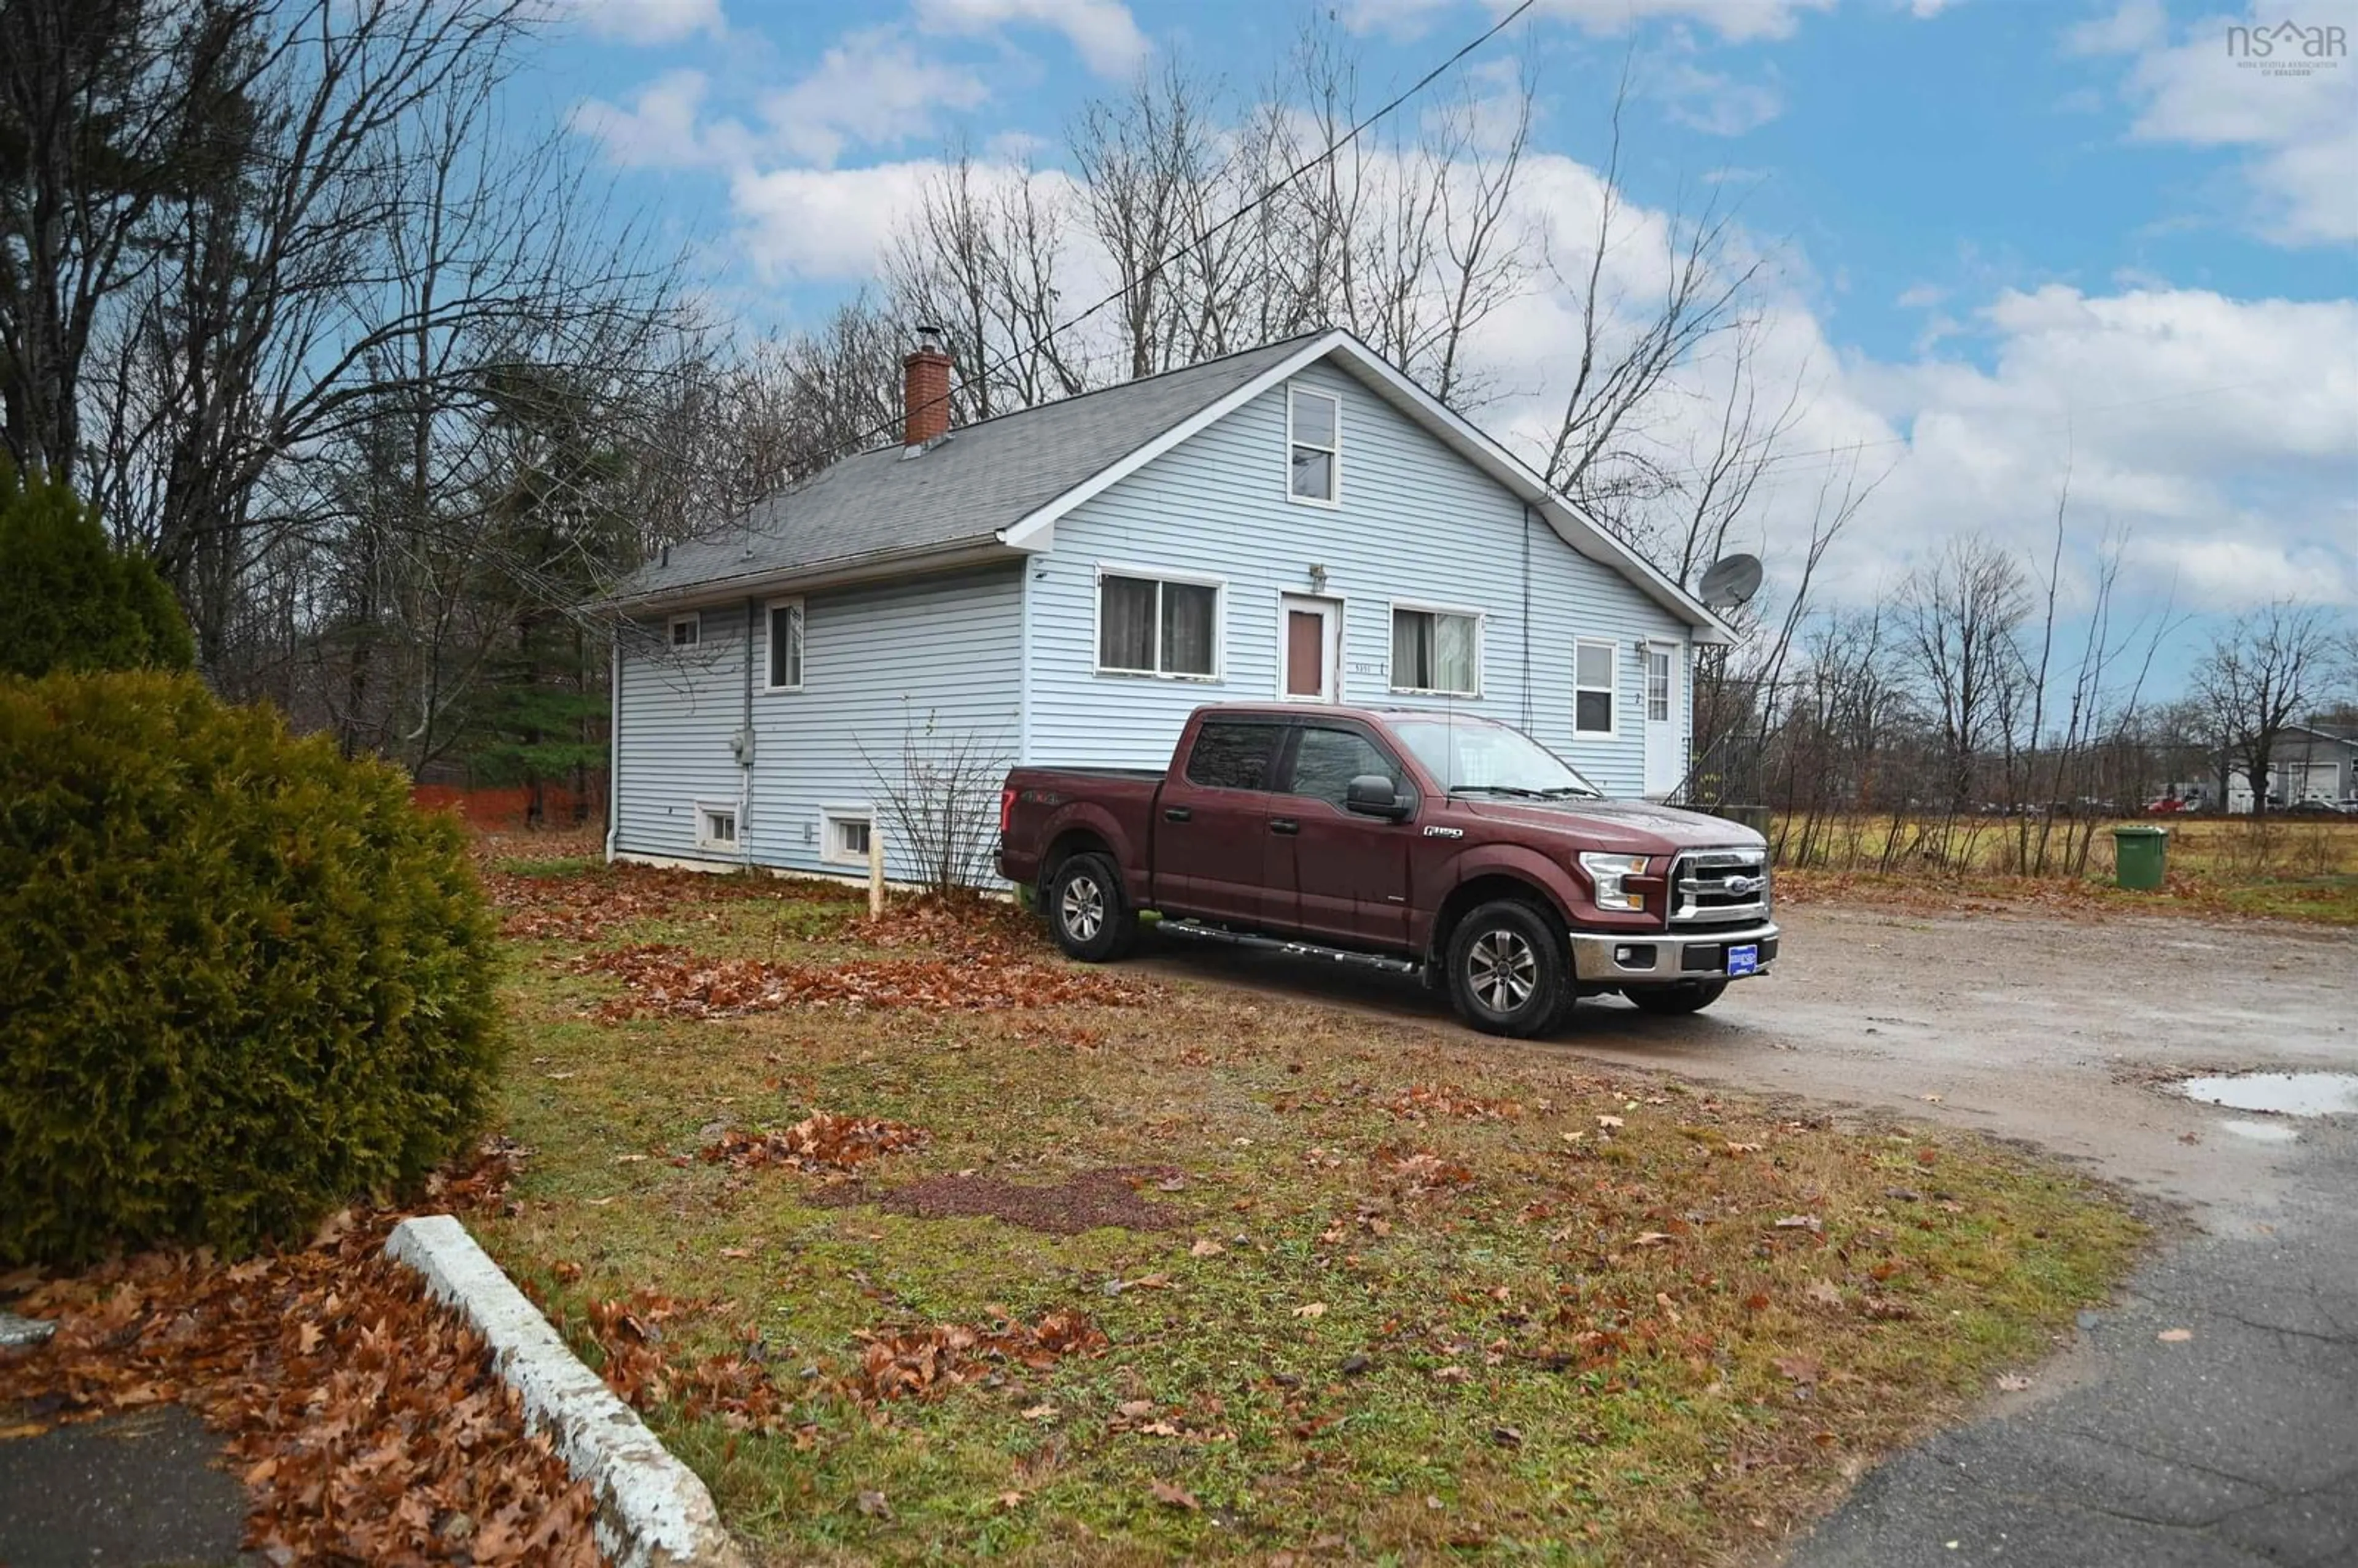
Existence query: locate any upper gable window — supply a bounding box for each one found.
[1288,386,1339,503]
[668,612,701,650]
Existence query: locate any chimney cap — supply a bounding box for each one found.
[912,322,946,355]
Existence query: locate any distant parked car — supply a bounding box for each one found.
[2145,796,2189,815]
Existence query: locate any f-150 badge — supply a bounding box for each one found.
[1423,825,1464,839]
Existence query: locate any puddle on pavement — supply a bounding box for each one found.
[2179,1072,2358,1117]
[2217,1119,2301,1144]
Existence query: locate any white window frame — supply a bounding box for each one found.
[819,805,874,868]
[1644,641,1674,724]
[764,596,804,693]
[693,800,739,852]
[1091,564,1226,682]
[1387,599,1484,699]
[668,611,701,650]
[1574,637,1619,738]
[1285,385,1341,508]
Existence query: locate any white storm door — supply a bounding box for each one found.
[1643,642,1680,798]
[1280,595,1342,702]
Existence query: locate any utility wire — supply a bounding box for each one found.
[785,0,1542,473]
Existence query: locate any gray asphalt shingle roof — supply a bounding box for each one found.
[617,333,1324,606]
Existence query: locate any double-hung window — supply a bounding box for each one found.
[1288,386,1338,503]
[1390,605,1481,697]
[1097,571,1220,678]
[1574,638,1617,735]
[766,597,804,691]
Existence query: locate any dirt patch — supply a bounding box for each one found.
[861,1166,1185,1235]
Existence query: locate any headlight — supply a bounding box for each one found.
[1578,852,1651,912]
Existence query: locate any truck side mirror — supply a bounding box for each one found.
[1345,774,1411,821]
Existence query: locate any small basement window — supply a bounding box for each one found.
[1574,639,1617,735]
[695,802,738,850]
[1288,386,1339,503]
[821,808,873,867]
[669,612,701,649]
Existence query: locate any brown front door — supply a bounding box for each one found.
[1280,595,1340,702]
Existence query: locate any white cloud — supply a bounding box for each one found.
[572,69,745,169]
[1654,60,1784,134]
[760,28,992,168]
[2074,0,2358,245]
[912,0,1150,78]
[1524,0,1839,44]
[556,0,723,45]
[1895,282,1946,308]
[1336,0,1455,37]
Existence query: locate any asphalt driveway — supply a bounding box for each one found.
[1137,903,2358,1567]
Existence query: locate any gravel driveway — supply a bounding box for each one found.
[1139,903,2358,1567]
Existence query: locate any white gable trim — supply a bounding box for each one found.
[994,330,1735,643]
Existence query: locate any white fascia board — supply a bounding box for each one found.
[995,330,1355,554]
[597,536,1016,616]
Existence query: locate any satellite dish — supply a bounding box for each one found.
[1696,553,1763,610]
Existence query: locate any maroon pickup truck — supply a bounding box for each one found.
[998,704,1777,1037]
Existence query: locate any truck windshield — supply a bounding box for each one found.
[1387,715,1605,799]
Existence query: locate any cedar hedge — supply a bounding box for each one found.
[0,459,193,679]
[0,671,502,1265]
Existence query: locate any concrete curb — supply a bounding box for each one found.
[384,1215,747,1568]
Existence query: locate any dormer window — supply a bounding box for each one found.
[1288,386,1339,503]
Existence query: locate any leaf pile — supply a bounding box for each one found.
[847,1309,1110,1405]
[849,895,1053,958]
[0,1147,600,1566]
[566,1289,790,1435]
[486,861,842,944]
[701,1112,928,1176]
[578,942,1154,1020]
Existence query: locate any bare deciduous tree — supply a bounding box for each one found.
[2195,601,2339,817]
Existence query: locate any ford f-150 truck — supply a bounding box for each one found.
[998,704,1777,1037]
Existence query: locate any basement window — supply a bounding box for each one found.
[821,808,874,867]
[695,802,739,851]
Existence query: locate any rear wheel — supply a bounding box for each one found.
[1625,980,1727,1016]
[1045,853,1138,962]
[1445,899,1571,1038]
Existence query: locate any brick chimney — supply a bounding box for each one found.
[902,324,952,448]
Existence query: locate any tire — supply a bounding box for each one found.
[1444,899,1571,1038]
[1044,853,1138,962]
[1625,980,1727,1016]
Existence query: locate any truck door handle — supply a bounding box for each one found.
[1269,817,1299,835]
[1163,806,1192,823]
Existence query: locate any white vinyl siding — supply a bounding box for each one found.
[612,566,1019,877]
[1026,362,1686,794]
[1390,604,1481,696]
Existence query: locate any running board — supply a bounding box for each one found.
[1157,920,1425,977]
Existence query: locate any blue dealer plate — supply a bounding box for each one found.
[1726,944,1760,977]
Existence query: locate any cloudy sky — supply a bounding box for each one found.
[529,0,2357,681]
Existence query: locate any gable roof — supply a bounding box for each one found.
[610,328,1732,642]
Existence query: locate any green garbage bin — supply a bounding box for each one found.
[2112,825,2168,890]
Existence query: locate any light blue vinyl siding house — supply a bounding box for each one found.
[604,330,1731,881]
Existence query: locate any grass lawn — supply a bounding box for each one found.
[1775,816,2358,926]
[473,844,2142,1565]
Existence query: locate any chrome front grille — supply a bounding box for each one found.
[1670,847,1770,928]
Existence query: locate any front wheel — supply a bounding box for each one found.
[1045,853,1138,962]
[1625,980,1727,1016]
[1445,899,1571,1038]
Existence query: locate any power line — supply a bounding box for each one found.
[790,0,1541,472]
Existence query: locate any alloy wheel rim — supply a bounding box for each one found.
[1467,929,1537,1012]
[1061,875,1105,941]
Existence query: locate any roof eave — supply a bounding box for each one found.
[594,533,1019,615]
